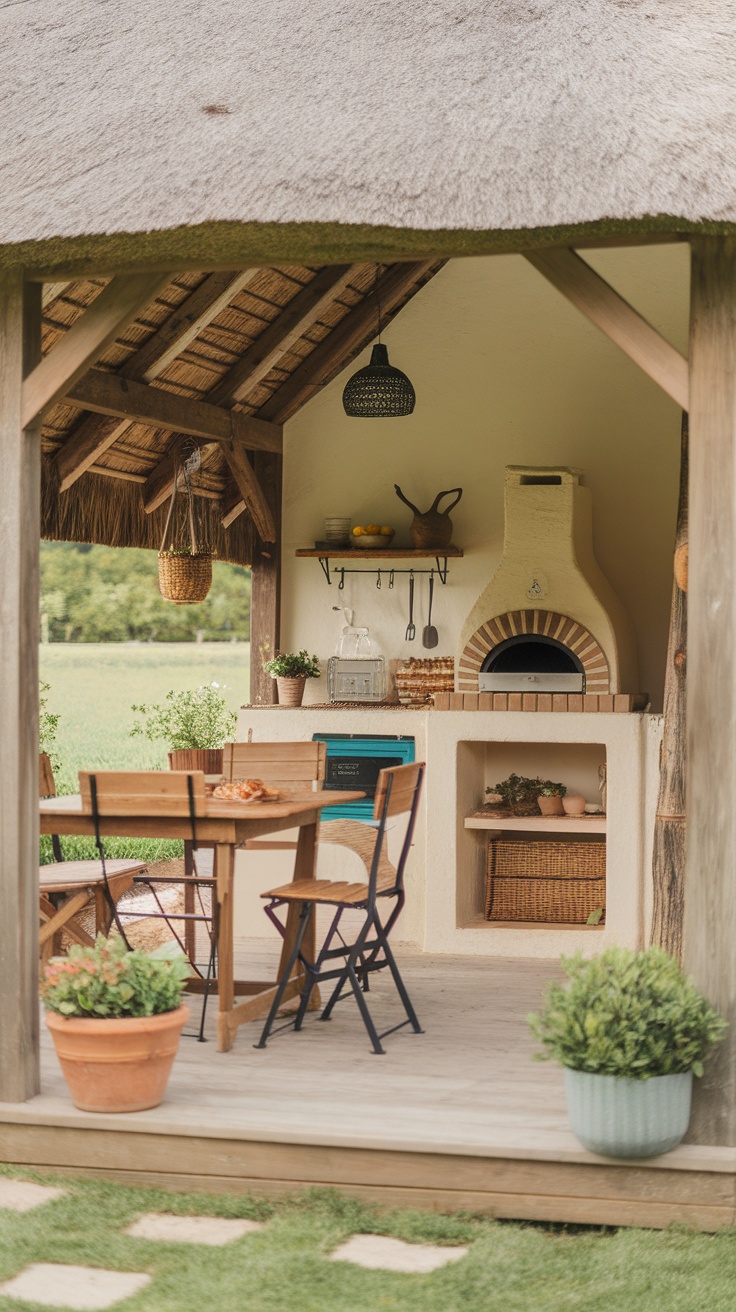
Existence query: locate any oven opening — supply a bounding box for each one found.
[479,635,585,693]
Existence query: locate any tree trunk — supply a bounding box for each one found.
[650,413,688,960]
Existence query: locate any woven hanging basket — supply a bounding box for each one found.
[158,553,212,605]
[158,456,213,605]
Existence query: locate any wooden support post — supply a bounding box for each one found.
[684,237,736,1145]
[249,452,282,705]
[0,271,42,1100]
[650,415,688,960]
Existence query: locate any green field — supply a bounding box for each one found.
[39,643,249,863]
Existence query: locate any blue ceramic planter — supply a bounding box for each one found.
[564,1068,693,1158]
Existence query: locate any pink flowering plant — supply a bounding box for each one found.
[41,935,189,1019]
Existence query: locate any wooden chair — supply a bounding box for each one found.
[39,755,147,965]
[256,762,425,1054]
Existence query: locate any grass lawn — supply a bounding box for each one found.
[1,1168,735,1312]
[39,643,249,864]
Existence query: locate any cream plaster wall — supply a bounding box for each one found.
[281,245,689,712]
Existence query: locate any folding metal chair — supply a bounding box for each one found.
[256,762,425,1054]
[79,769,217,1040]
[39,755,145,968]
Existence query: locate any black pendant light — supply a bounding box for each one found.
[342,268,416,417]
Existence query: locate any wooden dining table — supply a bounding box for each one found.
[39,789,365,1051]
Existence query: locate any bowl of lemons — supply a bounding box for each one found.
[352,524,395,549]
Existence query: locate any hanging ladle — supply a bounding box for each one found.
[405,572,416,641]
[422,572,438,648]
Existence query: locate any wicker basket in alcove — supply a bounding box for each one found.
[485,838,606,924]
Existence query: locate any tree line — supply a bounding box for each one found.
[40,542,250,642]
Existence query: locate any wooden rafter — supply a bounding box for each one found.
[65,370,282,454]
[525,248,689,410]
[207,264,357,406]
[255,260,439,424]
[22,273,170,428]
[221,442,276,542]
[55,270,260,491]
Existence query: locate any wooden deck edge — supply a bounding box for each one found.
[2,1122,735,1231]
[1,1101,734,1173]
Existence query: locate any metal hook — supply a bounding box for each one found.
[376,569,382,590]
[338,568,345,591]
[389,570,395,589]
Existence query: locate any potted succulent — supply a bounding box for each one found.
[263,650,320,707]
[131,683,236,774]
[537,780,567,816]
[529,947,726,1158]
[485,773,545,817]
[42,936,190,1113]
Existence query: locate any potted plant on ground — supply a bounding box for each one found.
[529,947,726,1158]
[42,936,190,1113]
[263,650,320,706]
[537,780,567,816]
[131,683,237,773]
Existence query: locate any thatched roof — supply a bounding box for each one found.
[40,261,442,564]
[1,1,735,279]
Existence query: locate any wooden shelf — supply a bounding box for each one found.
[465,813,606,834]
[295,547,464,559]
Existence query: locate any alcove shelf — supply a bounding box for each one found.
[464,813,607,834]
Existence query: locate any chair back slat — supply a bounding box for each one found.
[39,753,56,800]
[223,741,326,792]
[373,762,424,819]
[79,770,207,817]
[367,762,425,902]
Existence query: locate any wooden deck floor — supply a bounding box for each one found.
[1,946,735,1229]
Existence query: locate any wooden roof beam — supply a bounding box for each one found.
[22,273,171,428]
[55,269,261,491]
[65,370,282,453]
[207,264,357,406]
[525,248,689,410]
[255,260,439,424]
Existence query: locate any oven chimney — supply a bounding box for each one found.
[457,467,637,694]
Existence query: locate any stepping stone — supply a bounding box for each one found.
[0,1264,150,1309]
[125,1213,264,1246]
[329,1234,469,1274]
[0,1179,66,1212]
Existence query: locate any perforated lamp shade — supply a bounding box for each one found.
[342,343,416,417]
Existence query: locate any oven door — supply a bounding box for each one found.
[478,672,584,693]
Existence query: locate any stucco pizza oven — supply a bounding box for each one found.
[457,467,638,695]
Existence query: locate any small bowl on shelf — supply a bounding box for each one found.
[352,531,395,550]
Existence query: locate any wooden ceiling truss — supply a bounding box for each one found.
[40,260,443,551]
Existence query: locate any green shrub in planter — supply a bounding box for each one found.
[529,947,727,1157]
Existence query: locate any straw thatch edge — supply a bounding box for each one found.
[41,462,254,568]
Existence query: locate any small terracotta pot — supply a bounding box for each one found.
[562,794,586,816]
[276,676,307,707]
[168,749,224,774]
[46,1005,189,1113]
[538,795,565,816]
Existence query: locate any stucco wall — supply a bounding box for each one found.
[280,245,689,711]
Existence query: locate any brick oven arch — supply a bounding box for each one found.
[458,610,610,693]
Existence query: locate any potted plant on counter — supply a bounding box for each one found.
[485,773,544,817]
[42,936,190,1113]
[263,650,321,706]
[131,683,236,774]
[529,947,726,1158]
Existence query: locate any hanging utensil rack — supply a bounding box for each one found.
[295,547,462,587]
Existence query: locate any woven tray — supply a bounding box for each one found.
[395,657,454,706]
[485,837,606,924]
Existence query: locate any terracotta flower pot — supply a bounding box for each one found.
[276,676,307,707]
[538,795,565,816]
[46,1005,189,1113]
[168,749,224,774]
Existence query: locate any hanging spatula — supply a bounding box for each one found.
[422,573,438,648]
